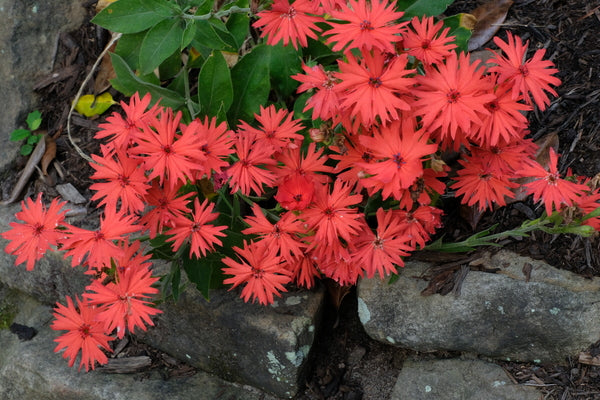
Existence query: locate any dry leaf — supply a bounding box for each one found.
[96,0,118,13]
[460,203,486,231]
[94,42,117,94]
[468,0,514,51]
[41,135,57,176]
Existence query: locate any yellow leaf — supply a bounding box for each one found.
[74,93,117,118]
[96,0,118,13]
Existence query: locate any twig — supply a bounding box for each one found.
[1,138,46,205]
[66,31,121,164]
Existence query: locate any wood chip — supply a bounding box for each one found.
[98,356,152,374]
[55,183,87,204]
[579,352,600,366]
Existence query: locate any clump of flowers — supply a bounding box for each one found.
[2,0,599,372]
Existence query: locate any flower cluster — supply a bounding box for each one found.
[2,0,600,372]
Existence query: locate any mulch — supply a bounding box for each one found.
[12,0,600,399]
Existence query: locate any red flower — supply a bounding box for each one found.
[336,51,415,125]
[359,120,437,200]
[292,63,341,121]
[519,148,587,215]
[2,194,70,271]
[395,206,443,249]
[90,145,150,214]
[139,181,193,239]
[274,173,316,211]
[85,264,161,339]
[352,208,413,279]
[451,155,518,211]
[96,92,160,151]
[167,198,227,259]
[222,240,293,305]
[325,0,405,53]
[253,0,323,50]
[287,254,320,289]
[191,116,234,179]
[489,32,561,110]
[228,132,278,196]
[242,204,306,261]
[132,108,204,189]
[61,206,139,270]
[403,16,457,66]
[236,105,303,153]
[414,51,495,141]
[51,296,114,371]
[273,142,333,185]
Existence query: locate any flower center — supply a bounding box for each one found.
[283,6,296,18]
[369,77,382,88]
[446,89,460,103]
[393,153,405,168]
[79,324,91,338]
[162,144,172,154]
[485,100,499,112]
[518,65,529,77]
[360,20,374,31]
[421,39,431,50]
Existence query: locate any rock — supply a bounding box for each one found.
[357,250,600,363]
[0,287,278,400]
[391,358,539,400]
[0,0,85,174]
[0,203,90,305]
[137,285,325,399]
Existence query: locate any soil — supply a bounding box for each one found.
[9,0,600,399]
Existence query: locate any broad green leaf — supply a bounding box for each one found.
[228,44,271,125]
[293,91,312,121]
[110,53,186,110]
[208,18,238,50]
[114,31,146,70]
[443,13,474,53]
[74,93,117,117]
[26,110,42,131]
[226,12,249,49]
[192,19,236,51]
[139,18,186,75]
[396,0,455,19]
[10,129,30,142]
[181,20,197,50]
[158,50,183,80]
[20,144,33,156]
[268,43,302,99]
[92,0,178,34]
[26,134,41,145]
[198,51,233,119]
[182,252,226,300]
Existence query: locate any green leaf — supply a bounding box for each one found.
[209,18,238,50]
[396,0,455,19]
[92,0,178,34]
[20,144,33,156]
[110,53,186,110]
[443,13,474,53]
[198,51,233,119]
[228,44,271,125]
[182,252,226,300]
[114,31,147,70]
[225,12,249,49]
[10,129,31,142]
[181,20,197,50]
[293,91,312,121]
[26,110,42,131]
[158,50,183,80]
[26,134,41,145]
[139,18,186,75]
[192,19,236,51]
[268,43,302,99]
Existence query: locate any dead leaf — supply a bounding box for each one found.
[74,92,117,117]
[96,0,118,13]
[94,42,117,94]
[324,279,352,310]
[1,138,46,205]
[460,203,486,231]
[41,135,57,176]
[579,352,600,366]
[468,0,514,51]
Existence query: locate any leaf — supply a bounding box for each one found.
[228,44,271,125]
[114,31,146,70]
[192,19,236,51]
[182,252,226,300]
[10,129,31,142]
[74,93,117,117]
[468,0,513,51]
[25,110,42,131]
[443,13,475,53]
[181,20,197,50]
[268,43,302,99]
[92,0,177,34]
[139,18,186,76]
[95,0,118,13]
[226,12,250,49]
[198,51,233,119]
[110,53,186,110]
[396,0,455,19]
[20,144,33,156]
[41,135,56,176]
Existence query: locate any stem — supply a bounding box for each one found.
[181,6,251,21]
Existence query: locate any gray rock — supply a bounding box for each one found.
[357,250,600,363]
[0,203,91,305]
[391,358,539,400]
[0,0,85,174]
[0,287,278,400]
[138,285,325,399]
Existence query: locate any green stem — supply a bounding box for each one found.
[181,6,251,21]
